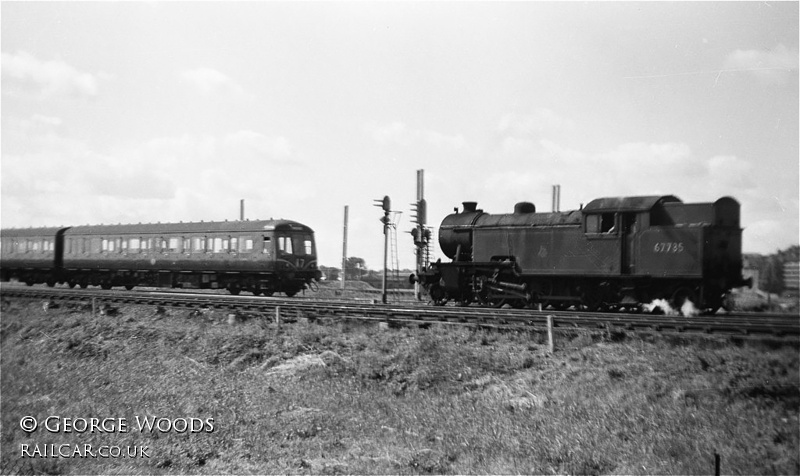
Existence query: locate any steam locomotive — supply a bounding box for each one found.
[0,219,321,296]
[413,195,751,313]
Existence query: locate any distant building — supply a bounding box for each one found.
[784,262,799,292]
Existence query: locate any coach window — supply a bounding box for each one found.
[129,238,141,253]
[212,237,225,253]
[262,236,272,254]
[242,238,254,253]
[192,237,206,253]
[230,237,238,253]
[166,237,179,253]
[183,238,191,253]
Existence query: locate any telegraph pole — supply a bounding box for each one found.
[341,205,348,291]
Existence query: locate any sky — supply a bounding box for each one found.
[2,1,798,270]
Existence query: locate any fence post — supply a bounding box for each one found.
[92,298,96,318]
[275,306,281,329]
[714,452,720,476]
[547,315,554,353]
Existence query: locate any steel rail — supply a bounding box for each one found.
[2,285,798,338]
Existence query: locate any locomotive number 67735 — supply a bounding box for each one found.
[413,195,750,314]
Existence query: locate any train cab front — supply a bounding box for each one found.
[274,223,321,296]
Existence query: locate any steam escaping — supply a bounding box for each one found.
[643,299,700,317]
[643,299,676,315]
[680,299,701,317]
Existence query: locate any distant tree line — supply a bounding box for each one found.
[745,245,799,294]
[318,257,415,289]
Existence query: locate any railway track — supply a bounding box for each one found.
[2,284,799,339]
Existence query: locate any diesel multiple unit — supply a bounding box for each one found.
[1,219,321,296]
[414,195,750,313]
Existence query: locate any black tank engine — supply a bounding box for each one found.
[415,195,750,313]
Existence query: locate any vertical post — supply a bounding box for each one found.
[374,196,391,305]
[557,185,560,212]
[342,205,348,291]
[240,199,245,221]
[275,306,281,329]
[415,169,425,301]
[92,298,96,318]
[382,218,388,304]
[547,315,554,353]
[552,185,561,212]
[714,452,720,476]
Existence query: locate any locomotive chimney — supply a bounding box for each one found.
[462,201,478,213]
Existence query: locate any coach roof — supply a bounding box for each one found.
[0,227,69,238]
[63,219,312,236]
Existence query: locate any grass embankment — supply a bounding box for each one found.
[1,299,798,475]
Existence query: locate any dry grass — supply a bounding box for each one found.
[1,298,798,474]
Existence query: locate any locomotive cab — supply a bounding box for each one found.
[272,223,322,296]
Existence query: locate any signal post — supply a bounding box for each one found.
[373,195,391,304]
[410,170,429,301]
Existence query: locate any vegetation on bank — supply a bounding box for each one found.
[1,299,798,475]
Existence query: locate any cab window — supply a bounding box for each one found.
[293,235,314,256]
[585,213,616,234]
[278,236,293,254]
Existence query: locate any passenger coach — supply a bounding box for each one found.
[1,219,321,296]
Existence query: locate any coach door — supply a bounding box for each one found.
[620,213,637,274]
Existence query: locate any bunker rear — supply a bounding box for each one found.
[1,300,798,474]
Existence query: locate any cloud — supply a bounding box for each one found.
[30,114,63,127]
[1,123,302,228]
[180,67,245,96]
[1,51,100,99]
[723,44,799,85]
[497,109,575,137]
[223,130,292,162]
[365,121,466,150]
